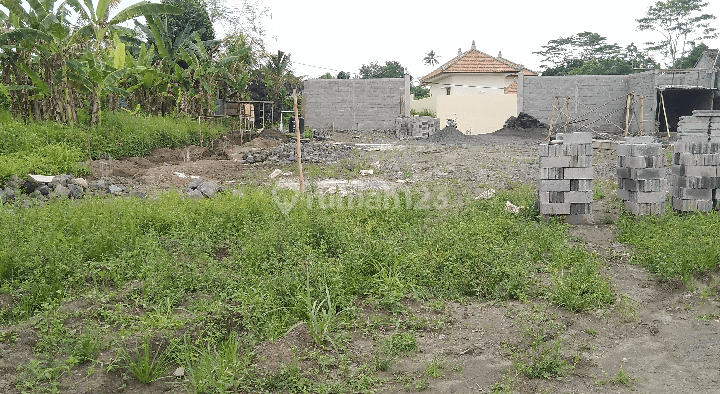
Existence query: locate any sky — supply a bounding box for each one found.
[251,0,720,80]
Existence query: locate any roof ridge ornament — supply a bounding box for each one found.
[471,40,476,51]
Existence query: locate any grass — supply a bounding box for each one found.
[0,111,231,182]
[0,185,615,391]
[617,211,720,282]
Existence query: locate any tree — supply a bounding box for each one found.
[160,0,214,42]
[673,42,709,68]
[359,61,408,79]
[637,0,717,67]
[263,50,297,120]
[318,72,333,79]
[410,84,429,99]
[534,32,658,75]
[336,71,350,79]
[423,50,440,66]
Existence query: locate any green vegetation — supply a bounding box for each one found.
[596,360,637,387]
[0,111,230,182]
[617,212,720,282]
[410,108,437,117]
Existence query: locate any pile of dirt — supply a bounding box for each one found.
[427,126,477,145]
[503,112,548,129]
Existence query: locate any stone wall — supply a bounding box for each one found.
[304,77,410,132]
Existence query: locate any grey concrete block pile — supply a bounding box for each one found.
[670,110,720,212]
[537,132,594,222]
[616,136,666,215]
[395,116,440,140]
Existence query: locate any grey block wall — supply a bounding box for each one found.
[627,72,656,135]
[521,75,630,134]
[304,77,409,131]
[616,137,666,215]
[538,132,594,222]
[395,116,440,140]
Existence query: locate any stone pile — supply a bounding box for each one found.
[0,174,137,204]
[616,136,666,215]
[504,112,548,130]
[537,132,594,223]
[182,178,220,199]
[240,142,354,164]
[669,110,720,212]
[395,116,440,140]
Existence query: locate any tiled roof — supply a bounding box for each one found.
[421,48,537,83]
[504,81,518,94]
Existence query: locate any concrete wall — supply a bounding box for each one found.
[304,76,410,131]
[412,94,516,134]
[427,73,511,97]
[656,69,715,88]
[520,75,630,134]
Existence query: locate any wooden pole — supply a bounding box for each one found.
[294,89,304,193]
[198,116,203,147]
[660,91,671,138]
[624,94,631,137]
[563,97,570,133]
[639,95,644,136]
[546,97,559,142]
[88,129,92,161]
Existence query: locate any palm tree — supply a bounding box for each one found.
[423,50,440,66]
[263,50,293,121]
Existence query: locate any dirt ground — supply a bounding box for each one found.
[2,127,720,393]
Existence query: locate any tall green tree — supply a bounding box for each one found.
[637,0,717,67]
[673,42,709,68]
[263,50,299,120]
[160,0,214,42]
[534,32,657,75]
[358,61,408,79]
[336,71,350,79]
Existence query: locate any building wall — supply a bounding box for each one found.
[427,73,513,97]
[304,76,409,131]
[412,94,516,134]
[627,71,657,135]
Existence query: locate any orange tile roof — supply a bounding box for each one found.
[504,81,518,94]
[421,48,537,83]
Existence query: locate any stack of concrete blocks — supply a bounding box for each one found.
[538,132,594,223]
[669,110,720,212]
[616,136,666,215]
[394,116,440,140]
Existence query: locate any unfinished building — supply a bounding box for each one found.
[518,56,719,135]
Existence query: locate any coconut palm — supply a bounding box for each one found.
[423,50,440,66]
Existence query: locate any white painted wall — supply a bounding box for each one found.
[427,73,515,97]
[411,94,517,134]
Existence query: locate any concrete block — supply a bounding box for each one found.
[617,168,631,179]
[627,191,666,204]
[564,167,594,179]
[616,144,632,157]
[683,166,717,178]
[539,167,564,180]
[625,201,665,215]
[617,188,630,201]
[565,213,595,225]
[672,187,713,200]
[570,155,593,168]
[539,203,571,215]
[565,191,593,203]
[633,168,665,179]
[570,179,593,192]
[539,156,571,169]
[558,132,593,144]
[624,136,654,145]
[570,203,592,215]
[631,143,663,157]
[538,180,571,192]
[539,191,565,204]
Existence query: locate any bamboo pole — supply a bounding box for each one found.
[293,89,304,193]
[546,97,559,142]
[624,94,632,137]
[563,97,570,134]
[660,91,671,138]
[198,116,203,147]
[639,96,644,136]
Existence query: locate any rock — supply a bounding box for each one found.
[3,188,15,202]
[52,174,74,187]
[198,181,218,198]
[173,367,185,378]
[188,178,204,190]
[0,189,4,203]
[67,184,83,199]
[6,175,22,189]
[36,184,51,197]
[187,189,203,199]
[54,184,71,199]
[107,185,123,195]
[504,201,522,214]
[269,169,282,179]
[29,174,55,184]
[130,190,147,198]
[475,189,496,200]
[90,180,106,191]
[71,178,88,189]
[359,170,374,176]
[22,180,37,194]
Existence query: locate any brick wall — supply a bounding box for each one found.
[304,77,409,131]
[627,71,656,135]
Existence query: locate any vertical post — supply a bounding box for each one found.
[660,91,671,138]
[88,128,92,161]
[294,89,304,192]
[564,97,570,133]
[639,95,644,136]
[198,116,203,147]
[546,97,559,142]
[624,94,631,137]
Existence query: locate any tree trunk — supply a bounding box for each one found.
[90,89,101,126]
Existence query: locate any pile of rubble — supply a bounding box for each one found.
[239,141,354,164]
[504,112,548,130]
[0,174,138,204]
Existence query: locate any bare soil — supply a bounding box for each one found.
[1,127,719,393]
